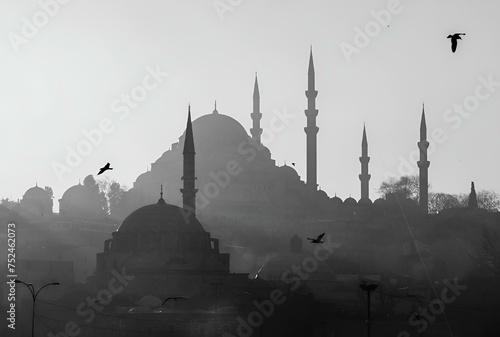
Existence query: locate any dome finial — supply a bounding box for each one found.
[158,185,166,204]
[213,100,218,114]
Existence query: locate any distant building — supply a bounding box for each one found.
[18,183,53,217]
[91,111,270,336]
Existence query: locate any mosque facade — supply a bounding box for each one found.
[112,50,430,223]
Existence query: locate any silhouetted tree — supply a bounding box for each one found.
[44,186,53,199]
[84,174,108,214]
[0,198,19,209]
[96,177,129,217]
[378,175,428,201]
[456,190,500,211]
[474,226,500,279]
[428,193,461,214]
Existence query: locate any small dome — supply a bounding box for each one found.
[316,189,328,199]
[330,195,343,205]
[61,184,86,201]
[344,197,357,206]
[277,165,300,180]
[23,185,48,199]
[119,198,205,232]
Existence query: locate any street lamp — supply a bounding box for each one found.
[242,291,263,337]
[15,280,60,337]
[359,282,378,337]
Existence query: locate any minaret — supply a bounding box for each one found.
[359,124,371,200]
[417,105,430,214]
[250,73,262,143]
[304,47,319,193]
[468,182,478,208]
[180,105,198,213]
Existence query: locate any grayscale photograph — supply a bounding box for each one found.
[1,0,500,336]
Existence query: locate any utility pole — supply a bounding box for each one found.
[359,282,378,337]
[211,282,222,337]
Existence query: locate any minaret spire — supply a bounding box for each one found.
[468,182,478,208]
[417,104,430,214]
[180,105,198,215]
[304,47,319,193]
[359,124,370,200]
[250,73,262,143]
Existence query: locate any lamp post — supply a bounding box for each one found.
[359,282,378,337]
[211,282,222,337]
[15,280,60,337]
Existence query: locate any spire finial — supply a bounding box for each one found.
[213,100,218,114]
[36,182,38,187]
[183,105,195,154]
[253,73,260,99]
[158,185,166,204]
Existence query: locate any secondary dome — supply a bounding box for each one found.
[119,197,205,232]
[277,164,300,180]
[61,183,86,201]
[23,185,48,199]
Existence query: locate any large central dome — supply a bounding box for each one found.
[118,198,205,232]
[179,112,250,152]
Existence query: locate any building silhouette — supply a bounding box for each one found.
[113,49,430,222]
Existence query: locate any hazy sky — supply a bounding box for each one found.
[1,0,500,212]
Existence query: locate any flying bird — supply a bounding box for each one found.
[447,33,465,53]
[307,233,325,244]
[162,297,185,305]
[291,163,296,166]
[97,163,113,175]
